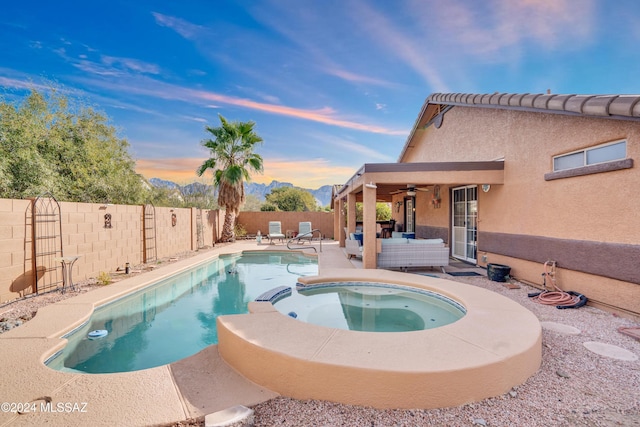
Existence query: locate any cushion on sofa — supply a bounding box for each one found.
[381,238,408,245]
[408,238,444,245]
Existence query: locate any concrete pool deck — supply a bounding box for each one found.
[0,240,541,425]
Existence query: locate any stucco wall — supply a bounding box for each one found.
[402,106,640,316]
[237,211,334,239]
[404,107,640,244]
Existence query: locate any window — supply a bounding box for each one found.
[553,140,626,172]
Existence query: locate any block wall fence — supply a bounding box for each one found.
[236,211,334,240]
[0,198,334,304]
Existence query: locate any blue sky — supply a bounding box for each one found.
[2,0,639,189]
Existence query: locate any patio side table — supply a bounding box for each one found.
[55,256,81,293]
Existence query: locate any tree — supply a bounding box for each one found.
[0,88,148,203]
[241,194,262,211]
[264,187,318,211]
[355,202,392,221]
[260,202,277,211]
[196,115,263,242]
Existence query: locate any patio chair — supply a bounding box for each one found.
[267,221,286,244]
[295,221,313,244]
[344,228,363,259]
[381,219,396,238]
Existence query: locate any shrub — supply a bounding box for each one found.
[96,271,112,286]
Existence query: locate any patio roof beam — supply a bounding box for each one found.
[336,161,504,200]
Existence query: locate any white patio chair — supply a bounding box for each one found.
[267,221,286,244]
[295,222,313,244]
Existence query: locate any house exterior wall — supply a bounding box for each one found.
[402,106,640,317]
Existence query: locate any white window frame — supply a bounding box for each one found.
[553,139,627,172]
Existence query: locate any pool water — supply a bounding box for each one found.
[273,282,466,332]
[47,252,317,374]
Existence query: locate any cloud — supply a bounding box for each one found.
[102,56,160,75]
[136,157,202,183]
[152,12,205,40]
[188,87,407,135]
[250,158,355,188]
[245,2,403,92]
[0,75,51,91]
[323,67,400,89]
[348,0,451,92]
[311,132,395,162]
[136,156,352,188]
[50,42,161,77]
[418,0,596,59]
[179,115,208,123]
[71,74,407,135]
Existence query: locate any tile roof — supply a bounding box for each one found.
[427,92,640,119]
[398,92,640,161]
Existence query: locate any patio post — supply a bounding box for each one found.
[336,197,346,247]
[362,184,377,269]
[347,192,357,237]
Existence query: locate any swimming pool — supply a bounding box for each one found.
[272,282,466,332]
[46,251,317,373]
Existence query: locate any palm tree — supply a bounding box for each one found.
[197,114,263,242]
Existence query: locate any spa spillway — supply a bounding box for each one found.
[216,268,542,410]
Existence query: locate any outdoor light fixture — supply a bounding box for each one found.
[395,201,403,212]
[406,190,416,197]
[365,182,377,189]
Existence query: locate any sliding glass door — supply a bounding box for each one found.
[452,186,477,262]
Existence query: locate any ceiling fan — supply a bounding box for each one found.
[389,184,431,195]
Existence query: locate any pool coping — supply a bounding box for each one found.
[0,241,299,426]
[217,268,542,409]
[0,240,542,423]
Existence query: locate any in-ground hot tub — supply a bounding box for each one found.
[217,268,542,410]
[272,281,466,332]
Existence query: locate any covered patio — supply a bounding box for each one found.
[333,161,505,269]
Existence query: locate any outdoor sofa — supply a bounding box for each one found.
[345,229,449,272]
[377,235,449,272]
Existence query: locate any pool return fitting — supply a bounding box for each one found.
[528,260,588,309]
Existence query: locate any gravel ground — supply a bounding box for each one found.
[247,275,640,427]
[2,255,639,427]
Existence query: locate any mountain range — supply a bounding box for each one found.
[149,178,333,207]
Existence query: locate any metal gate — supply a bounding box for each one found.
[143,203,157,263]
[32,193,63,293]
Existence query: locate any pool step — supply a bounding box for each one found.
[254,286,291,303]
[205,405,254,427]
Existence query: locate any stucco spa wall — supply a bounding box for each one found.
[0,198,221,304]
